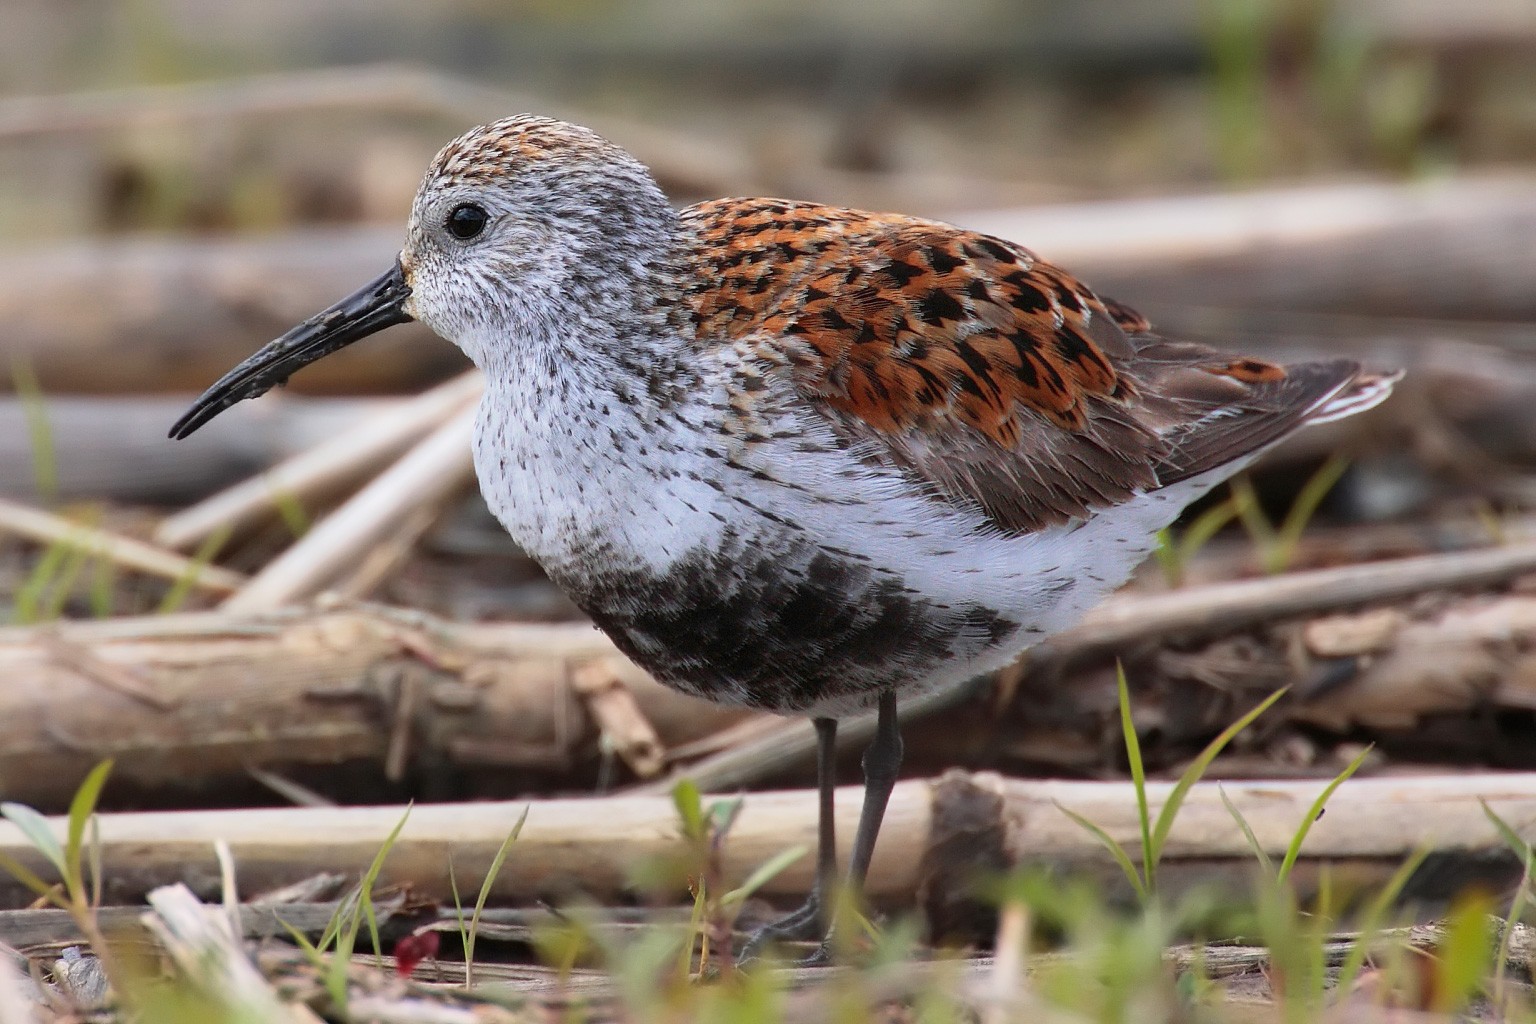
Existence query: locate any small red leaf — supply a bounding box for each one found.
[394,930,440,977]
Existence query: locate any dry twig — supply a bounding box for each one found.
[155,371,482,552]
[222,407,476,612]
[0,497,244,594]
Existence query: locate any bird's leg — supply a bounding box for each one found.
[846,689,902,892]
[737,716,839,962]
[802,688,903,966]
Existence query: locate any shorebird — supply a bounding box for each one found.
[171,115,1397,963]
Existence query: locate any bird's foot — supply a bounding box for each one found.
[736,896,826,966]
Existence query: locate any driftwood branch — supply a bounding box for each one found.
[0,606,747,808]
[155,372,482,552]
[0,65,758,199]
[0,226,467,396]
[0,498,244,595]
[11,533,1536,805]
[221,406,477,612]
[0,396,400,506]
[0,773,1527,924]
[1037,536,1536,668]
[961,174,1536,322]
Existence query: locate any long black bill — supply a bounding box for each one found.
[168,261,413,440]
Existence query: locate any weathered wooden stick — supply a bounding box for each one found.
[1040,537,1536,667]
[1289,596,1536,731]
[0,773,1526,915]
[10,532,1536,806]
[221,407,477,612]
[0,497,245,594]
[155,372,483,552]
[0,65,757,199]
[0,227,466,396]
[960,174,1536,321]
[0,396,394,505]
[0,606,746,808]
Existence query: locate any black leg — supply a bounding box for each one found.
[801,689,902,966]
[737,716,838,962]
[846,689,902,892]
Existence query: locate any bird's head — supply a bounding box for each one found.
[169,115,674,440]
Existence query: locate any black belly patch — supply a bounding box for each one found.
[555,530,1018,712]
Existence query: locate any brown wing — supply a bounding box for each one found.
[680,198,1378,535]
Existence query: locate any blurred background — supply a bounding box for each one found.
[3,0,1535,239]
[2,0,1536,811]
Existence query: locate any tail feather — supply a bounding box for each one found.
[1306,369,1403,425]
[1154,361,1400,488]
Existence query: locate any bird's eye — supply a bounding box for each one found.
[446,203,489,240]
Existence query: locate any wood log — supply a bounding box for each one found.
[0,395,394,505]
[0,772,1526,930]
[0,227,466,395]
[0,605,748,809]
[11,533,1536,807]
[0,65,759,202]
[959,174,1536,322]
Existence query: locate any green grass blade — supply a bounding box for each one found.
[88,816,102,910]
[155,525,230,616]
[1275,744,1371,887]
[271,488,310,539]
[1054,801,1147,902]
[1178,497,1241,568]
[14,538,69,625]
[316,889,350,953]
[1148,688,1288,870]
[681,877,707,976]
[723,844,807,908]
[1116,664,1154,894]
[38,537,92,622]
[466,806,528,985]
[1482,800,1531,862]
[1217,784,1273,879]
[672,779,705,843]
[1229,476,1275,547]
[327,891,361,1009]
[277,914,326,968]
[1434,892,1495,1014]
[1334,842,1432,995]
[12,356,57,506]
[1273,456,1349,569]
[0,850,69,907]
[1153,528,1180,587]
[356,803,414,966]
[1492,847,1533,1007]
[64,759,113,900]
[447,856,469,965]
[361,891,385,967]
[88,556,116,619]
[0,803,65,877]
[706,795,745,840]
[1482,798,1536,1009]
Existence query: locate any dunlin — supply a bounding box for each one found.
[171,115,1398,962]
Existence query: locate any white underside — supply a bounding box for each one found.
[471,343,1285,714]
